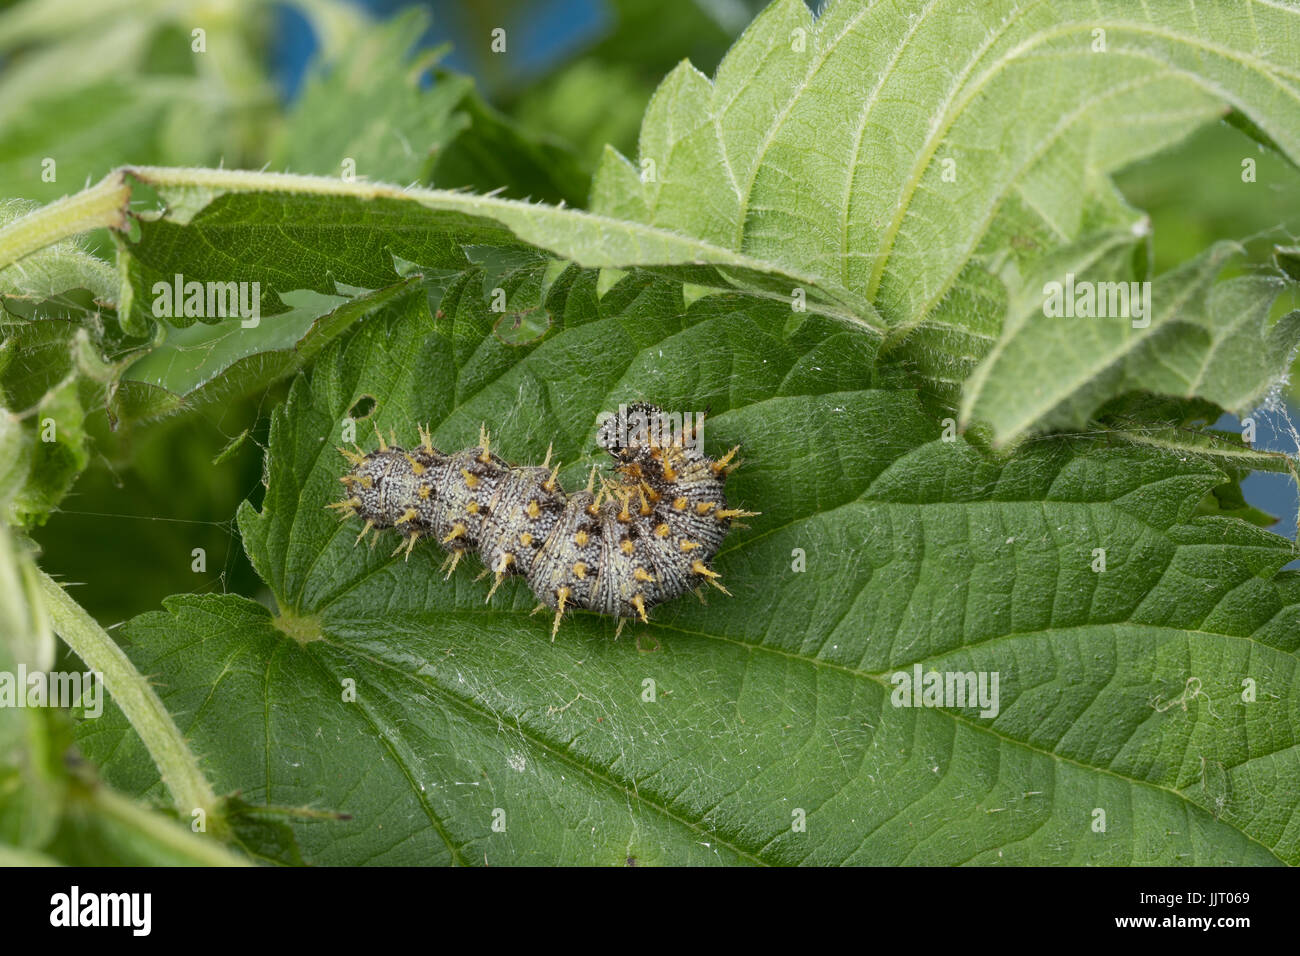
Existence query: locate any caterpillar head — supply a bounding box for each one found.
[597,402,665,463]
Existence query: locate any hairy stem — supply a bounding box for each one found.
[0,171,130,271]
[34,568,227,838]
[85,785,249,866]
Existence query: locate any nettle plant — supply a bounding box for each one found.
[2,0,1300,866]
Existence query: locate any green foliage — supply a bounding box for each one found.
[268,9,589,203]
[83,278,1300,865]
[0,0,365,206]
[961,237,1300,445]
[3,0,1300,866]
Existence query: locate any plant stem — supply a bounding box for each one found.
[85,785,250,866]
[33,568,226,837]
[0,171,130,271]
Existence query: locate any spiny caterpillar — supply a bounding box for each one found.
[329,404,756,638]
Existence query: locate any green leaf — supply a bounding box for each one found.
[0,0,368,205]
[73,0,1296,440]
[8,0,1300,445]
[87,161,876,427]
[269,11,474,186]
[0,312,96,526]
[591,0,1300,327]
[960,234,1300,445]
[269,10,597,204]
[0,207,141,522]
[115,277,421,420]
[0,8,238,206]
[81,272,1300,865]
[584,0,1300,437]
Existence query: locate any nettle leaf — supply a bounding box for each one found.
[114,277,421,422]
[94,0,1299,440]
[79,272,1300,865]
[591,0,1300,323]
[961,234,1300,445]
[269,11,475,187]
[119,166,872,323]
[590,0,1300,431]
[98,162,876,423]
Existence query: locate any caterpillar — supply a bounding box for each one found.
[328,404,756,638]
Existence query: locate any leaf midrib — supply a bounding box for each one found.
[300,444,1298,866]
[866,14,1300,318]
[308,631,767,865]
[127,165,858,308]
[307,604,1291,866]
[301,644,467,865]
